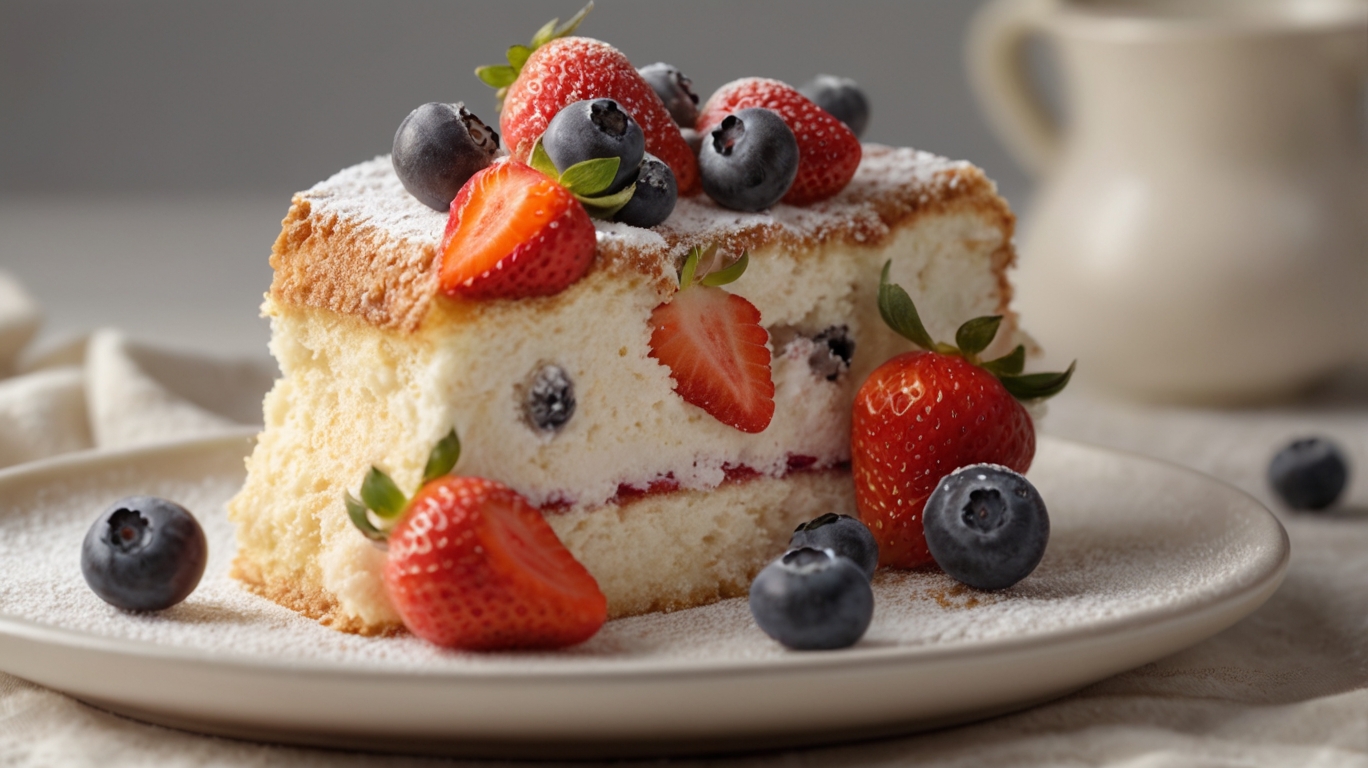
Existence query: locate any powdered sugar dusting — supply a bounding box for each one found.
[0,437,1281,672]
[300,144,984,275]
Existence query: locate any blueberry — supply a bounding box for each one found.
[749,547,873,650]
[798,74,870,139]
[1269,437,1349,510]
[613,154,677,228]
[699,108,799,212]
[789,513,878,580]
[392,102,500,212]
[524,364,576,434]
[923,464,1049,591]
[637,62,700,127]
[808,325,855,381]
[81,496,208,611]
[542,99,645,193]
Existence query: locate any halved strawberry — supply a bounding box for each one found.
[648,247,775,433]
[477,6,700,195]
[439,161,597,300]
[346,430,608,650]
[697,78,862,206]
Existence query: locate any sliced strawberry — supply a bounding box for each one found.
[438,161,596,300]
[491,36,700,195]
[383,476,607,651]
[649,282,775,433]
[697,78,862,206]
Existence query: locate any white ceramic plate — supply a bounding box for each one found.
[0,431,1287,759]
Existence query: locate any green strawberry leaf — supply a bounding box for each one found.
[678,243,700,288]
[475,65,517,89]
[529,139,560,179]
[955,315,1002,357]
[506,45,532,70]
[700,251,750,287]
[577,182,636,219]
[345,492,388,543]
[559,157,621,197]
[422,428,461,485]
[361,466,407,519]
[998,361,1076,401]
[982,344,1026,377]
[529,18,560,49]
[877,261,935,350]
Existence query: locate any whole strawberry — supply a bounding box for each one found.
[852,263,1073,569]
[477,5,700,195]
[697,78,862,206]
[345,430,607,650]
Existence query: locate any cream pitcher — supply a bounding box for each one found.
[969,0,1368,402]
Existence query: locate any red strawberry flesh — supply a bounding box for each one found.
[384,476,607,650]
[439,161,596,300]
[648,285,775,433]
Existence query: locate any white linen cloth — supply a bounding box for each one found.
[0,270,1363,767]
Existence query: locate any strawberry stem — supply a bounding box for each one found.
[477,2,595,105]
[875,260,1075,401]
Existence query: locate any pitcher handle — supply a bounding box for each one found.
[966,0,1062,177]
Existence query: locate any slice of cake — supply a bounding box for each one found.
[227,144,1023,635]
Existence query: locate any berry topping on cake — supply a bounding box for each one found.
[81,496,208,612]
[524,363,577,434]
[477,3,701,195]
[698,108,800,212]
[852,263,1073,569]
[1268,437,1349,511]
[798,75,870,139]
[923,464,1050,590]
[637,62,700,128]
[392,102,501,212]
[698,78,862,206]
[789,513,879,581]
[612,153,677,228]
[648,246,775,433]
[345,430,608,650]
[749,547,873,650]
[438,161,596,300]
[542,98,645,194]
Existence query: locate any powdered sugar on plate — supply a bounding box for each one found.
[0,434,1280,673]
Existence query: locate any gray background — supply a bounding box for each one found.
[0,0,1029,357]
[0,0,1025,199]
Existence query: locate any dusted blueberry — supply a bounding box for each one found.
[1269,437,1349,510]
[923,464,1049,590]
[749,547,873,650]
[524,364,576,434]
[798,74,870,139]
[613,153,677,228]
[638,62,700,127]
[392,102,501,212]
[542,99,645,193]
[699,108,799,212]
[81,496,208,611]
[790,513,878,580]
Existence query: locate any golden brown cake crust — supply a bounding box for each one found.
[268,145,1016,335]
